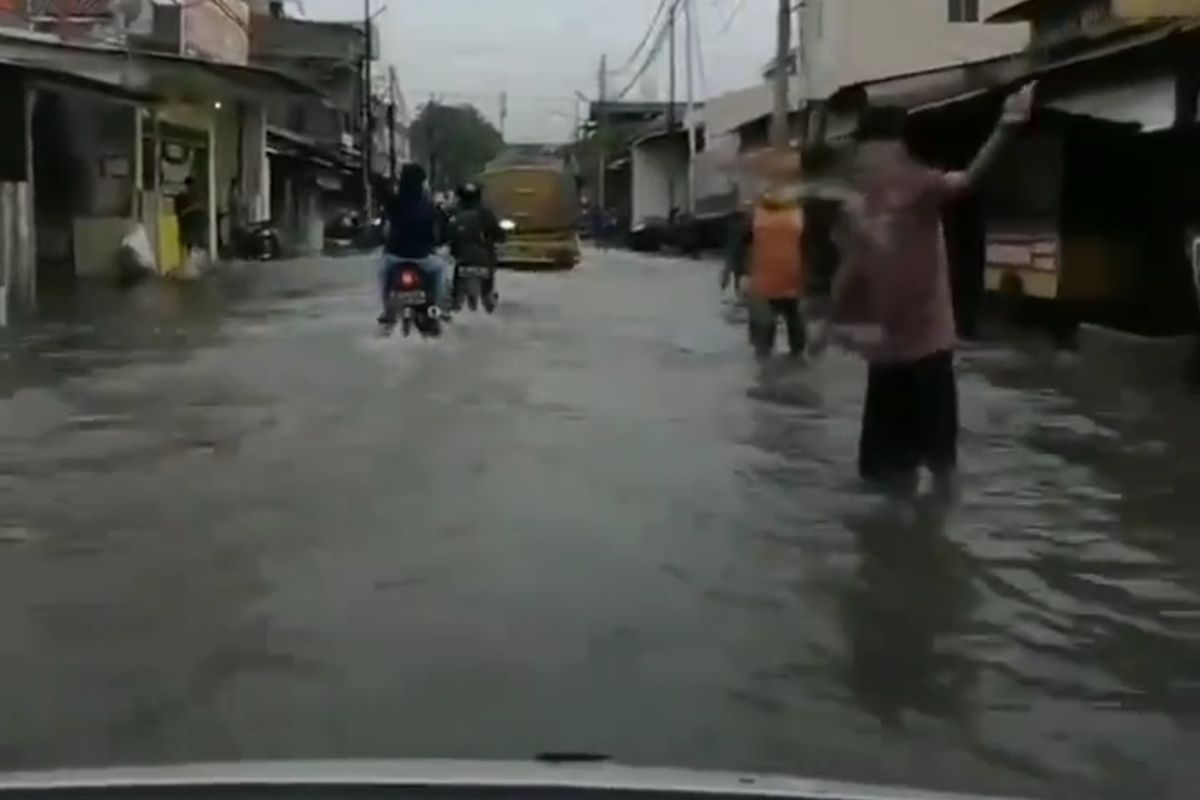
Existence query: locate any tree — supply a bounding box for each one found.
[409,102,504,192]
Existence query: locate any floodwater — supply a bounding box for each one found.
[0,251,1197,800]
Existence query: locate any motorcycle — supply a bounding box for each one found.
[230,221,282,261]
[381,263,443,338]
[454,262,498,313]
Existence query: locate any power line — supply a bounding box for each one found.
[717,0,748,36]
[614,0,682,100]
[406,89,578,105]
[610,0,671,75]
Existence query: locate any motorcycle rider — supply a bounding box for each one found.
[379,163,449,323]
[448,182,505,308]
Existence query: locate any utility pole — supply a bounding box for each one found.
[667,0,677,217]
[771,0,792,148]
[387,65,397,184]
[796,0,816,149]
[427,93,439,191]
[361,0,374,213]
[597,54,607,213]
[684,0,696,215]
[499,91,509,141]
[667,1,677,132]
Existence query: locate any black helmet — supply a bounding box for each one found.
[456,182,482,204]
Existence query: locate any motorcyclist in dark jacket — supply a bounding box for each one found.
[379,163,449,322]
[448,182,505,307]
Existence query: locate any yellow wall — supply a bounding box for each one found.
[157,213,183,275]
[1113,0,1200,16]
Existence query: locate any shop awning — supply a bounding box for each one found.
[0,28,320,105]
[267,126,358,172]
[911,21,1197,117]
[137,52,320,104]
[1047,73,1177,131]
[630,125,695,149]
[0,56,155,104]
[839,52,1032,114]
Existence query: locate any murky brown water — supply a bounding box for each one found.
[0,252,1197,800]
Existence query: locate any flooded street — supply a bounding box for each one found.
[0,250,1197,800]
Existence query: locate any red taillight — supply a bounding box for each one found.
[398,270,418,289]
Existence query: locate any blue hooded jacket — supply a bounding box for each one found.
[384,164,439,259]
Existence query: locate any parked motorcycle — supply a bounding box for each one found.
[381,262,443,338]
[454,263,498,313]
[230,221,282,261]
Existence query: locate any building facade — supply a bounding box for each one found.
[0,0,312,316]
[797,0,1029,99]
[963,0,1200,335]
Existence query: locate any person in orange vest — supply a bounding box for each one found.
[730,152,808,358]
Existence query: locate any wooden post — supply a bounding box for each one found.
[667,1,677,216]
[362,0,373,214]
[19,84,36,310]
[684,0,696,215]
[133,106,144,220]
[597,55,607,213]
[207,113,218,263]
[151,109,163,272]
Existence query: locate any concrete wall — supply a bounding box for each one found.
[251,14,366,150]
[250,14,368,62]
[693,132,740,217]
[702,83,796,135]
[210,101,269,232]
[33,90,138,277]
[631,136,689,226]
[241,104,269,221]
[63,92,137,219]
[214,103,239,231]
[268,156,322,255]
[0,181,33,318]
[800,0,1028,98]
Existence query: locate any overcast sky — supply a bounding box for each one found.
[298,0,778,142]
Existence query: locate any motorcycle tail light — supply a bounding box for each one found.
[398,270,419,289]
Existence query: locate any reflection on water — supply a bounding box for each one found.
[734,334,1200,798]
[841,497,977,729]
[0,256,1198,799]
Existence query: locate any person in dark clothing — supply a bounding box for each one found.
[1185,224,1200,388]
[831,84,1034,494]
[721,207,750,296]
[379,163,448,321]
[448,182,504,307]
[176,177,206,254]
[589,205,610,251]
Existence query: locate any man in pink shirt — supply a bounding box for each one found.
[831,84,1034,492]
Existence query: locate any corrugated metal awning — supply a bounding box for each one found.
[0,29,319,104]
[0,56,154,103]
[1047,73,1176,130]
[850,53,1032,112]
[911,21,1196,117]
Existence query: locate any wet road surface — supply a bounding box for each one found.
[1,251,1198,800]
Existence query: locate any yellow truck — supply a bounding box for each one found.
[481,160,580,269]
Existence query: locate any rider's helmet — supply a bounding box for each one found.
[456,182,482,206]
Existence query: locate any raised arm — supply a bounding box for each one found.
[946,81,1036,194]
